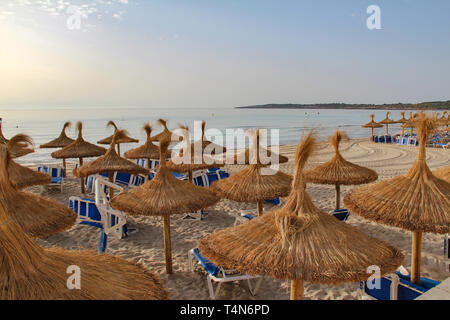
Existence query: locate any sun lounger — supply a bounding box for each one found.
[188,248,262,299]
[265,197,281,205]
[373,136,379,143]
[360,266,440,300]
[68,178,128,253]
[37,165,65,192]
[332,208,350,221]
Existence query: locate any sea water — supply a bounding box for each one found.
[1,107,418,165]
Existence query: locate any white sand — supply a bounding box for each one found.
[29,138,450,300]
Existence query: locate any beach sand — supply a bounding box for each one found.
[29,138,450,300]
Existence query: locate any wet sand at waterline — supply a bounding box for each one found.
[28,138,449,300]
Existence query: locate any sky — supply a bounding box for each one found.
[0,0,449,109]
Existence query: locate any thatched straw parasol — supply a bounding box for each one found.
[362,114,383,142]
[165,124,225,183]
[111,138,220,274]
[228,129,289,165]
[402,112,418,135]
[97,121,139,156]
[378,111,396,135]
[4,132,34,158]
[8,160,51,190]
[124,123,171,169]
[75,130,148,197]
[189,121,226,156]
[395,112,408,135]
[211,129,292,216]
[40,122,75,177]
[0,198,169,300]
[304,130,378,210]
[0,140,76,238]
[437,111,448,127]
[52,122,106,193]
[199,132,404,300]
[151,119,182,142]
[344,114,450,285]
[433,166,450,183]
[0,117,8,144]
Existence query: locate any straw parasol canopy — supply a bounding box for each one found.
[229,129,289,165]
[304,130,378,210]
[124,123,171,169]
[362,114,383,142]
[395,112,408,135]
[111,138,220,274]
[211,129,292,216]
[151,119,182,142]
[433,166,450,183]
[5,132,34,159]
[188,120,226,156]
[8,160,51,190]
[437,111,448,127]
[52,122,107,193]
[0,199,169,300]
[75,130,148,197]
[344,113,450,285]
[165,124,225,182]
[402,112,418,135]
[40,122,75,148]
[199,132,404,300]
[0,117,8,144]
[0,140,76,238]
[97,121,139,156]
[378,111,396,135]
[39,122,75,176]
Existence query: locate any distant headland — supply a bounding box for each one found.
[236,101,450,110]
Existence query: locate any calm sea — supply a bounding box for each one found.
[1,107,418,165]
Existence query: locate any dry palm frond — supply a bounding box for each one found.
[433,166,450,183]
[199,131,403,284]
[74,130,148,177]
[40,122,74,148]
[0,144,76,238]
[124,124,170,160]
[362,114,383,128]
[0,198,169,300]
[111,138,220,216]
[52,122,106,159]
[7,134,34,158]
[304,130,378,185]
[344,114,450,234]
[97,121,139,145]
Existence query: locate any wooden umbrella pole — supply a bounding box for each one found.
[257,200,263,216]
[117,143,121,157]
[290,279,304,300]
[386,125,388,135]
[79,158,85,194]
[163,215,173,274]
[62,159,67,177]
[371,128,374,142]
[188,169,193,183]
[108,172,115,198]
[147,158,151,170]
[411,231,422,285]
[335,184,340,210]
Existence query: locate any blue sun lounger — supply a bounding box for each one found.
[68,178,128,253]
[188,248,262,299]
[360,267,440,300]
[37,165,65,192]
[332,208,350,221]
